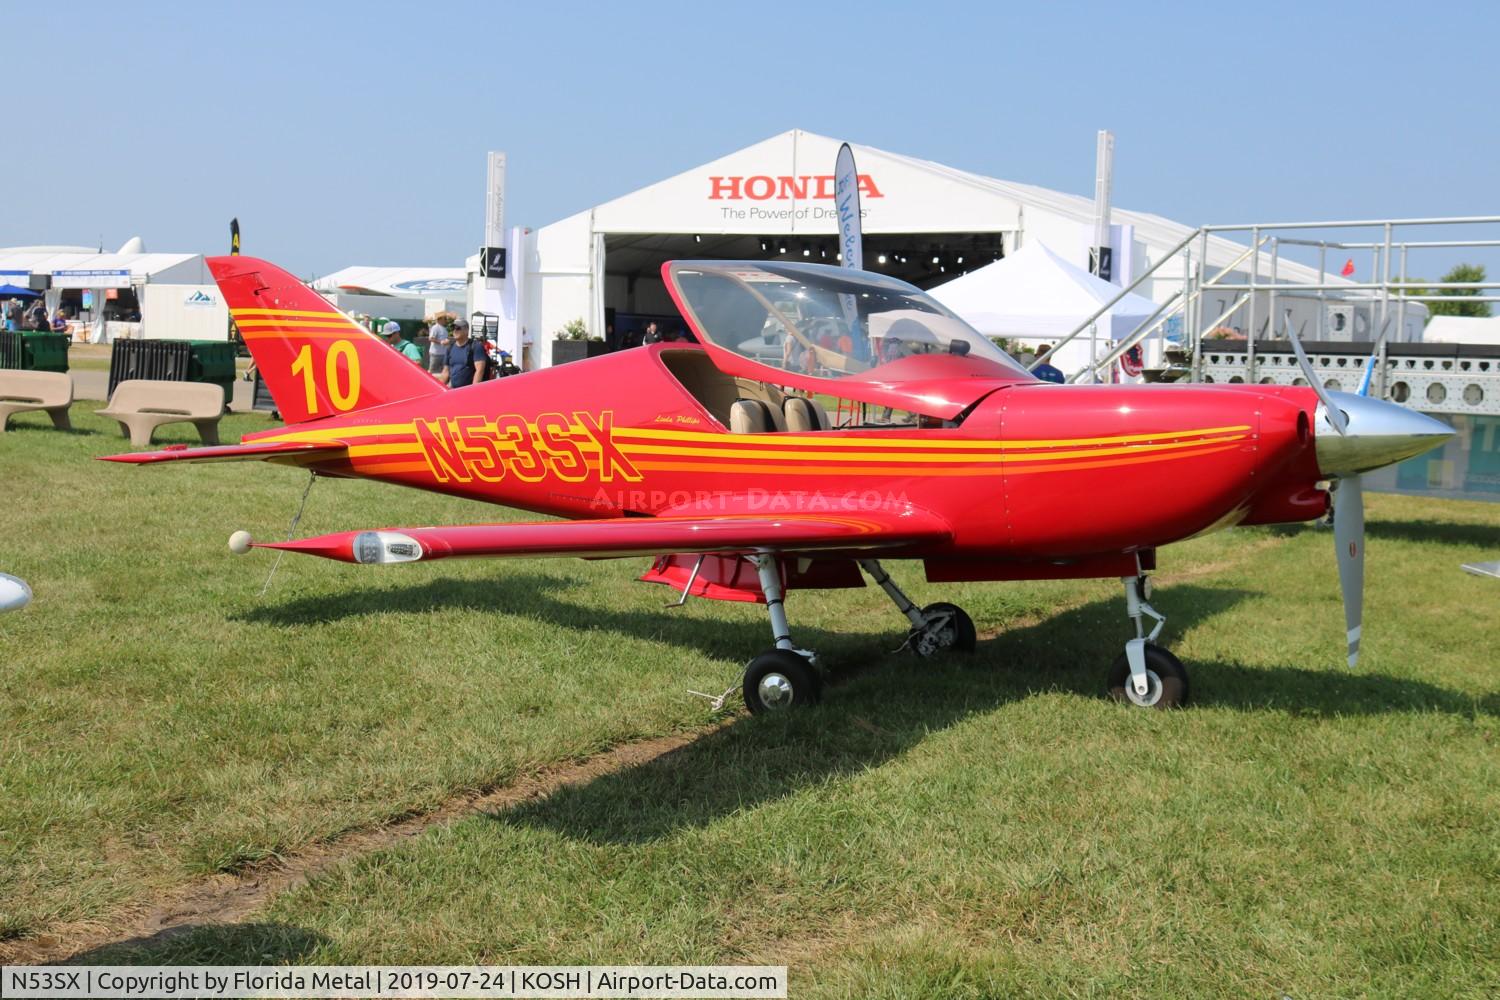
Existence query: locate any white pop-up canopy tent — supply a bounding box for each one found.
[928,241,1159,377]
[313,265,469,322]
[313,266,467,299]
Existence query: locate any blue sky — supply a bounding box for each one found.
[6,1,1496,277]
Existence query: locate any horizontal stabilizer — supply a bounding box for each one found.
[100,440,347,466]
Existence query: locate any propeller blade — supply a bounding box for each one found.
[1333,475,1365,667]
[1285,313,1348,434]
[1356,316,1392,398]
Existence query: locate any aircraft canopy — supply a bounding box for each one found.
[666,260,1032,394]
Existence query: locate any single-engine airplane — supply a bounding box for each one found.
[106,256,1453,712]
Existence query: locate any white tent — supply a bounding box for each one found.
[928,242,1160,377]
[312,266,467,298]
[509,128,1361,368]
[929,241,1157,341]
[1421,315,1500,345]
[314,265,469,323]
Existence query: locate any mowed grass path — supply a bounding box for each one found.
[3,403,1497,995]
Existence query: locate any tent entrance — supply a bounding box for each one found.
[601,231,1007,347]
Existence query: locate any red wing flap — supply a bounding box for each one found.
[640,553,866,604]
[99,440,348,465]
[251,509,952,564]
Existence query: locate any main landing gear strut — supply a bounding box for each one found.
[1105,573,1189,708]
[741,553,823,714]
[740,556,976,714]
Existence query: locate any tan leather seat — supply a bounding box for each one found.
[734,378,788,431]
[783,395,830,432]
[729,399,775,434]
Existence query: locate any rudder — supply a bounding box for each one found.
[207,255,441,423]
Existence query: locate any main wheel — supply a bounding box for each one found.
[1106,644,1189,708]
[910,602,977,656]
[743,649,822,714]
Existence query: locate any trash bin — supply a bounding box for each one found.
[1,333,70,372]
[187,340,237,406]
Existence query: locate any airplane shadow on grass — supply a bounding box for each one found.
[244,573,1490,719]
[71,579,1492,964]
[236,569,863,666]
[483,582,1491,846]
[1364,517,1500,549]
[245,574,1490,847]
[58,923,328,966]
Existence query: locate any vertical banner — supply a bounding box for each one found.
[1089,130,1114,281]
[228,218,241,349]
[834,143,863,270]
[483,152,507,285]
[833,143,867,360]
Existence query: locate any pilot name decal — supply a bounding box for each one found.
[415,410,643,484]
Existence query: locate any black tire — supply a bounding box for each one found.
[912,602,977,655]
[1106,644,1189,708]
[743,649,822,714]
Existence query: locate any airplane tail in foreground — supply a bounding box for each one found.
[207,255,442,424]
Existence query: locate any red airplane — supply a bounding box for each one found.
[107,256,1453,712]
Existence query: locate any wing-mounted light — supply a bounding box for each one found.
[352,531,425,564]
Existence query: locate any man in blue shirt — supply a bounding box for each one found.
[1031,343,1065,384]
[439,320,487,387]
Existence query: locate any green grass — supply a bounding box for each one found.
[2,402,1497,996]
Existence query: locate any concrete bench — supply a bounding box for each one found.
[97,379,223,448]
[0,370,73,432]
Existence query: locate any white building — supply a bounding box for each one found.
[0,240,226,342]
[469,129,1423,370]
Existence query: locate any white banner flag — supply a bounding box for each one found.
[833,143,862,271]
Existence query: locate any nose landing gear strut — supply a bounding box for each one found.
[1106,573,1188,708]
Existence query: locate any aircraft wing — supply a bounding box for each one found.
[100,440,348,465]
[246,509,952,564]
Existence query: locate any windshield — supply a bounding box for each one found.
[668,261,1031,382]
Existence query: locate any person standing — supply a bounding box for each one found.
[439,319,487,387]
[426,316,449,373]
[1031,344,1065,384]
[382,321,424,365]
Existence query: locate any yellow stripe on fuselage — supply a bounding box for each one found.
[251,420,1251,453]
[621,433,1246,464]
[250,423,416,445]
[615,424,1252,450]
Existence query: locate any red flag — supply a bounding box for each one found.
[1340,258,1355,277]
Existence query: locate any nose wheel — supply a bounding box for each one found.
[1110,574,1189,708]
[1106,643,1188,708]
